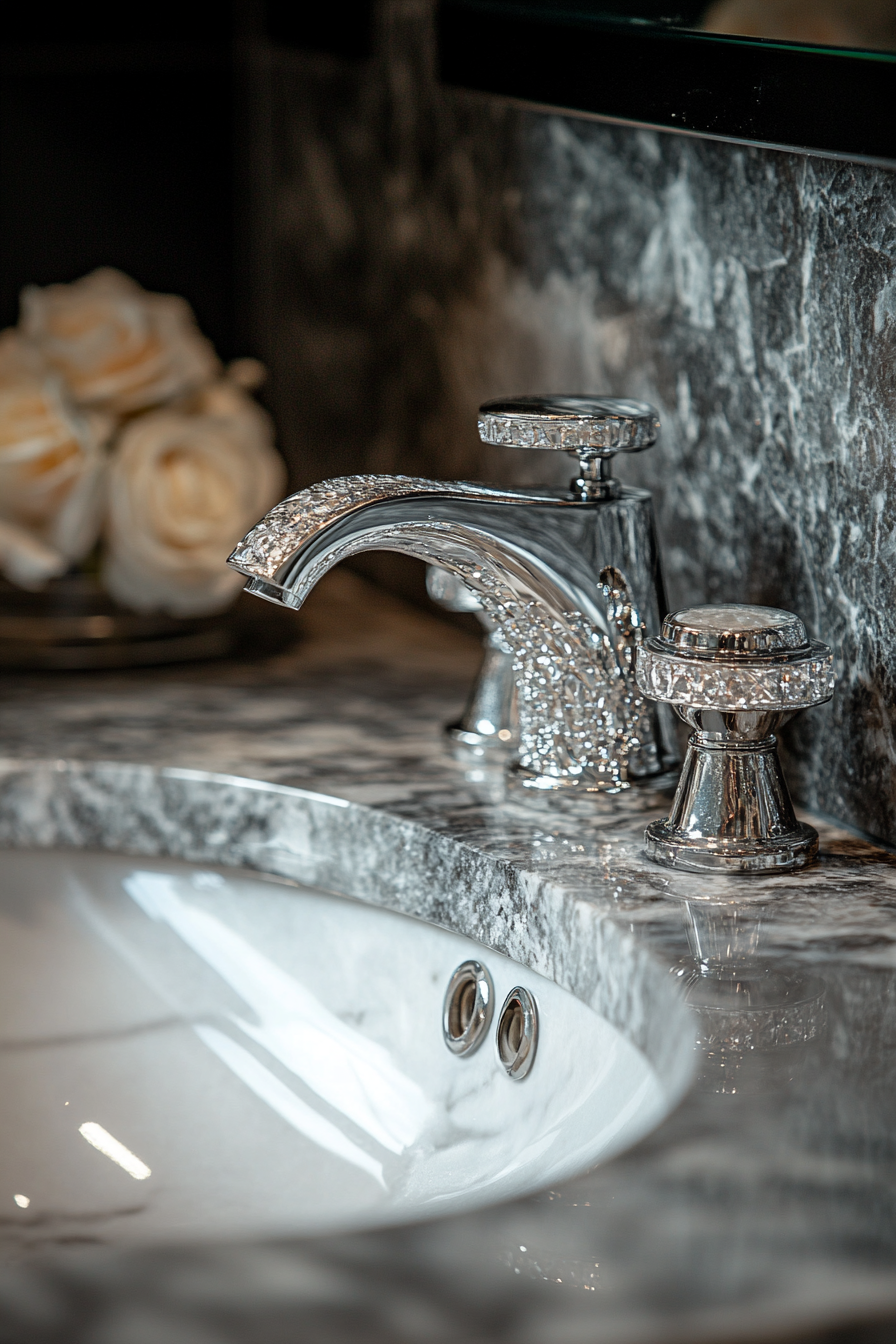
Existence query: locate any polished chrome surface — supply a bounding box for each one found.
[479,395,660,503]
[426,396,668,749]
[425,565,483,615]
[496,986,538,1080]
[636,602,835,875]
[661,604,809,656]
[230,474,679,793]
[446,630,517,754]
[426,565,517,753]
[443,960,495,1056]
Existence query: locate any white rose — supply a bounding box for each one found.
[103,383,286,617]
[20,268,220,416]
[0,519,69,591]
[0,342,111,589]
[0,327,43,382]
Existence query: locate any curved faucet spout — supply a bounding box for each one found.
[229,474,659,793]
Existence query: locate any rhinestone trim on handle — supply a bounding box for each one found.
[478,396,660,456]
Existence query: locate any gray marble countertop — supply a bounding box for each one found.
[1,571,896,1344]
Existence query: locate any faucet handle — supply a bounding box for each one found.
[635,603,835,874]
[637,604,835,713]
[478,395,660,500]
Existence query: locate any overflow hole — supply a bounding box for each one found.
[443,961,493,1056]
[497,987,538,1080]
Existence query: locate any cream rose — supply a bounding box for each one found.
[20,268,220,416]
[0,327,43,383]
[0,339,111,589]
[103,383,286,617]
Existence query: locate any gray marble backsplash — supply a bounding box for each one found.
[252,1,896,844]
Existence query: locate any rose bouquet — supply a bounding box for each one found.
[0,268,286,618]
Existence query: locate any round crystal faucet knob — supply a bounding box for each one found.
[638,604,834,713]
[661,604,808,655]
[477,395,660,500]
[635,603,835,875]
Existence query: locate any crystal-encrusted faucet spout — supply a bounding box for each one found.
[229,472,676,795]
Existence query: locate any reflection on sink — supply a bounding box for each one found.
[0,849,670,1251]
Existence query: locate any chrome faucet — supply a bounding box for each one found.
[228,396,679,797]
[467,394,680,786]
[426,395,679,758]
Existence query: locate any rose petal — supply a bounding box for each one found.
[49,449,108,563]
[103,387,286,616]
[0,374,110,578]
[21,269,220,415]
[0,519,67,590]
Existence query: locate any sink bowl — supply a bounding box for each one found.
[0,761,694,1253]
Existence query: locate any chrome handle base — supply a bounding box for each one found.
[426,566,518,754]
[446,629,518,755]
[644,733,820,874]
[636,604,835,875]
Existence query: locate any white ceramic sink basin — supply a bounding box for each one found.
[0,847,669,1250]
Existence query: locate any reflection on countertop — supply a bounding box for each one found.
[1,569,896,1343]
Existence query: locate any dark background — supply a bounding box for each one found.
[0,1,374,358]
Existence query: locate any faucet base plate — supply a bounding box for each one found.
[644,819,819,875]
